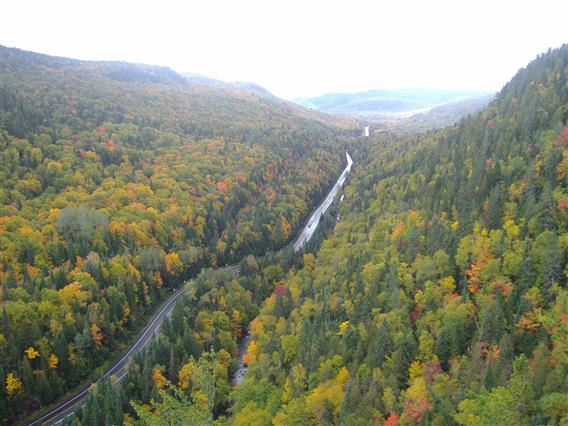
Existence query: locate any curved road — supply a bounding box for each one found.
[231,151,353,386]
[28,285,189,425]
[27,151,353,425]
[293,151,353,251]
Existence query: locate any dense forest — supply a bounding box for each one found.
[62,250,303,425]
[60,45,568,426]
[227,45,568,425]
[2,43,567,426]
[0,46,355,423]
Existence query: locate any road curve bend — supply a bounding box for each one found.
[27,150,353,425]
[28,286,188,425]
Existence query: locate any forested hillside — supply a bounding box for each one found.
[231,46,568,425]
[0,46,354,422]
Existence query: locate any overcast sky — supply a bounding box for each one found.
[2,0,567,99]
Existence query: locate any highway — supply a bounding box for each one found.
[28,284,190,425]
[292,151,353,251]
[26,151,353,425]
[230,151,353,386]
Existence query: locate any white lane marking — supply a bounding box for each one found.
[33,151,353,424]
[32,285,188,425]
[293,151,353,251]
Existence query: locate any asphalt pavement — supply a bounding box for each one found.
[26,151,353,425]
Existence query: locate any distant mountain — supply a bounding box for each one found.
[0,46,357,140]
[230,81,274,98]
[231,44,568,426]
[294,88,494,120]
[402,94,493,129]
[181,72,274,98]
[0,45,357,423]
[180,71,229,87]
[2,46,187,86]
[367,93,495,133]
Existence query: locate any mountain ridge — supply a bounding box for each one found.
[294,87,494,120]
[0,45,358,138]
[0,44,357,424]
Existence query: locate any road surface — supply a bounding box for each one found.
[27,284,190,425]
[27,151,353,425]
[292,151,353,251]
[231,151,353,386]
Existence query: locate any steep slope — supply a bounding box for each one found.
[231,46,568,425]
[0,46,356,138]
[0,46,355,423]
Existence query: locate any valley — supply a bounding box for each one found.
[294,88,493,130]
[27,150,353,425]
[1,42,567,426]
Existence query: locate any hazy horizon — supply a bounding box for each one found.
[0,43,500,100]
[1,0,567,99]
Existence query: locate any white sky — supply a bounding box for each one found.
[1,0,567,99]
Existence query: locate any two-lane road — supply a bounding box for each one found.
[28,285,189,425]
[27,151,353,425]
[293,151,353,251]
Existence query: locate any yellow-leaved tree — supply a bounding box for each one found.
[6,373,22,396]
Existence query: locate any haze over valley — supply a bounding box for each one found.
[1,2,567,425]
